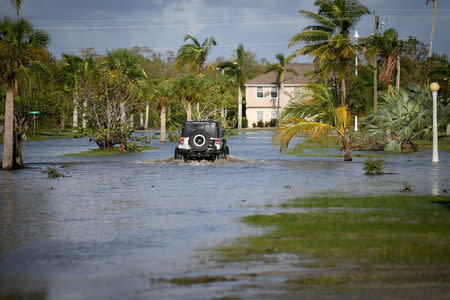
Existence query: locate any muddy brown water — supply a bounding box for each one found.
[0,131,449,299]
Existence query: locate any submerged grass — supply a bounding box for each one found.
[214,195,450,288]
[63,145,157,157]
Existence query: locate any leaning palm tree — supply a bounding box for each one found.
[218,44,245,128]
[427,0,438,57]
[289,0,369,105]
[362,28,404,94]
[175,34,216,74]
[10,0,22,16]
[0,17,50,169]
[265,53,298,118]
[274,82,353,161]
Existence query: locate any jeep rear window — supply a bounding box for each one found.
[182,122,220,137]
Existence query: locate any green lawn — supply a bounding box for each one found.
[63,145,157,156]
[212,195,450,291]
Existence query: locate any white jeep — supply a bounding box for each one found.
[174,121,229,162]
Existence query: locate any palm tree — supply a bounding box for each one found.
[62,54,83,131]
[218,44,244,128]
[174,73,199,121]
[363,86,438,152]
[0,17,50,169]
[10,0,22,16]
[274,82,353,161]
[104,49,144,125]
[175,34,216,74]
[152,79,174,143]
[427,0,438,57]
[289,0,369,105]
[265,53,298,118]
[363,28,404,94]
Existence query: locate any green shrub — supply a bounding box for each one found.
[242,117,248,128]
[363,158,384,175]
[257,120,264,128]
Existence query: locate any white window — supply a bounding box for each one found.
[271,110,279,120]
[256,86,264,98]
[270,86,278,99]
[257,110,264,122]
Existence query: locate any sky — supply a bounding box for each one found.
[1,0,449,63]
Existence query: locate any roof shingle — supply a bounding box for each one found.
[245,63,315,85]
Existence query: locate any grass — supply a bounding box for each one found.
[213,195,450,290]
[63,145,157,157]
[285,137,381,158]
[0,129,75,143]
[415,135,450,152]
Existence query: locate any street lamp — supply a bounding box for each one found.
[430,82,440,162]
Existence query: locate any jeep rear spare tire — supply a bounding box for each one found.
[188,130,210,151]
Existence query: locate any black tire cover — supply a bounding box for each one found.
[188,130,210,151]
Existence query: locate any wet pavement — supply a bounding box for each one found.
[0,131,449,299]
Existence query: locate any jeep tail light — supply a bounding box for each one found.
[215,139,220,145]
[180,138,185,144]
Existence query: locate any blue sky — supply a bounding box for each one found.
[1,0,449,63]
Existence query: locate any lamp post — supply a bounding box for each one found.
[430,82,440,162]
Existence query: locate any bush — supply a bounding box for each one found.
[363,157,384,175]
[252,122,257,128]
[269,118,278,127]
[257,120,264,128]
[242,117,248,128]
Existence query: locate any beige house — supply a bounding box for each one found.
[244,64,315,127]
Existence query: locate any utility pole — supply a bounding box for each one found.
[373,12,379,111]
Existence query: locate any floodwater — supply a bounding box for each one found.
[0,131,449,299]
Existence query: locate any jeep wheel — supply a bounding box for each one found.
[174,148,181,160]
[225,146,229,155]
[188,130,210,151]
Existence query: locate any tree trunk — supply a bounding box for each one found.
[396,56,401,89]
[341,78,346,106]
[73,93,78,132]
[120,102,126,125]
[145,103,149,130]
[129,113,134,129]
[342,130,352,161]
[280,82,285,118]
[447,123,450,136]
[2,88,14,170]
[160,105,166,143]
[429,0,437,57]
[139,111,144,128]
[82,99,87,129]
[13,131,26,168]
[187,101,192,121]
[238,86,242,129]
[374,60,378,111]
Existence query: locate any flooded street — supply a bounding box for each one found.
[1,131,449,299]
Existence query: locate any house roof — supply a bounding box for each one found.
[245,63,315,85]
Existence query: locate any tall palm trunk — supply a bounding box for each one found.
[2,88,14,170]
[139,111,144,128]
[396,56,401,89]
[73,92,78,132]
[160,105,166,143]
[341,78,346,106]
[145,103,149,130]
[238,86,242,129]
[342,129,352,161]
[187,101,192,121]
[82,99,87,128]
[429,0,437,57]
